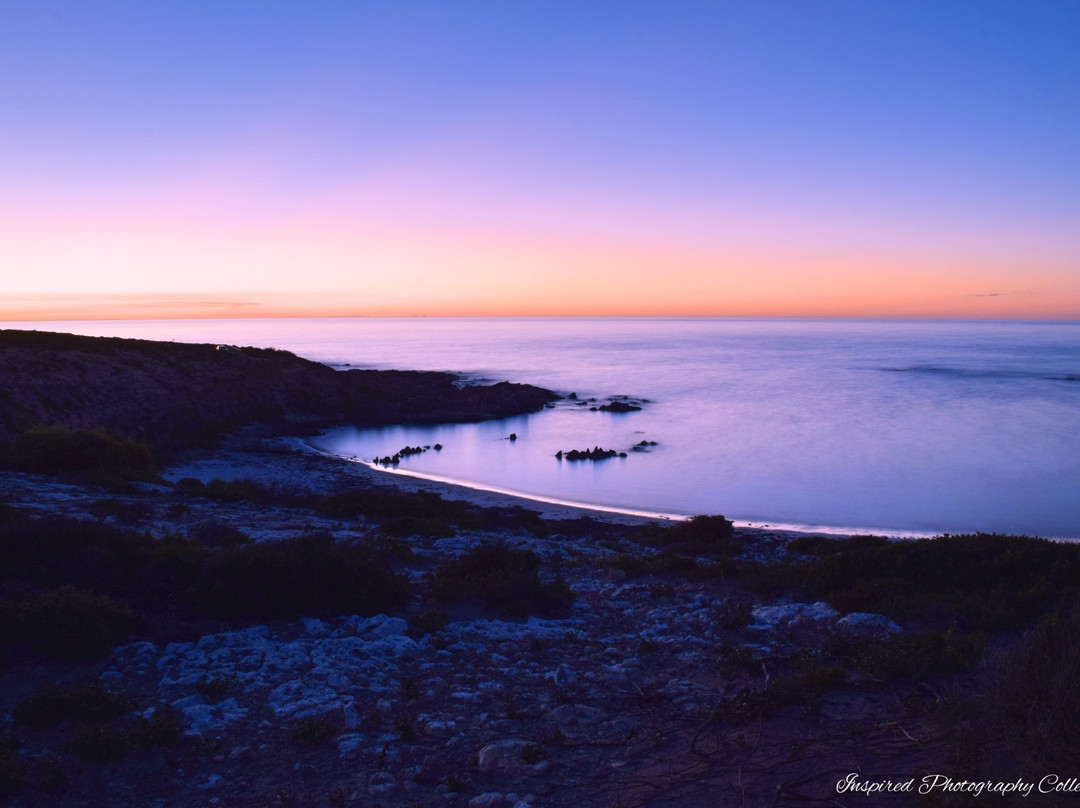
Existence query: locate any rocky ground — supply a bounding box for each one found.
[0,441,994,808]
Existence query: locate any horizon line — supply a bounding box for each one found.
[3,312,1079,325]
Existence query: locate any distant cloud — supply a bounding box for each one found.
[0,294,263,321]
[968,290,1037,298]
[127,299,259,310]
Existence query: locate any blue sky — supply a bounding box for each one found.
[2,1,1078,318]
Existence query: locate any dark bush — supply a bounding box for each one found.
[189,532,407,620]
[608,551,697,578]
[133,538,208,606]
[129,705,184,750]
[456,506,550,537]
[288,714,339,746]
[380,516,456,538]
[639,514,738,556]
[993,607,1080,767]
[793,533,1080,631]
[431,542,574,618]
[716,601,752,629]
[786,534,888,557]
[199,477,275,503]
[17,586,138,662]
[684,558,738,580]
[29,755,66,793]
[0,426,154,477]
[411,608,449,636]
[0,515,153,595]
[174,477,205,492]
[195,675,235,702]
[319,488,454,521]
[13,680,128,729]
[88,499,153,524]
[0,500,21,526]
[62,725,130,763]
[853,631,985,681]
[0,513,406,657]
[187,520,253,547]
[0,731,25,797]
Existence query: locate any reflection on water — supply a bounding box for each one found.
[18,316,1080,537]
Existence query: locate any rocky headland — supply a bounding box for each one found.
[0,330,557,452]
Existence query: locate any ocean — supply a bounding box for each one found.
[10,317,1080,538]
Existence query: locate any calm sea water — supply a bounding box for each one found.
[11,317,1080,537]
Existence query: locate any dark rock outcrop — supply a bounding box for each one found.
[555,447,626,461]
[0,330,557,453]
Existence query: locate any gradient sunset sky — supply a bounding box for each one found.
[2,1,1078,320]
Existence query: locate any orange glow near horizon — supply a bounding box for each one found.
[2,186,1078,323]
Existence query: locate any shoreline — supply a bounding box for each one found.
[296,438,946,540]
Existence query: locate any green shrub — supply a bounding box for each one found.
[0,515,153,595]
[13,680,128,729]
[457,506,550,537]
[0,513,406,652]
[684,558,738,580]
[199,477,275,503]
[794,533,1080,631]
[0,426,154,477]
[854,631,984,681]
[431,542,574,618]
[30,755,66,793]
[0,731,25,797]
[993,607,1080,767]
[716,601,752,629]
[639,515,738,556]
[17,586,138,662]
[62,725,130,763]
[319,488,454,520]
[187,520,253,547]
[88,499,153,524]
[189,532,407,620]
[0,500,21,525]
[129,705,184,750]
[380,516,456,538]
[786,534,888,557]
[608,551,697,578]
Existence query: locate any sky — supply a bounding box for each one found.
[1,1,1078,320]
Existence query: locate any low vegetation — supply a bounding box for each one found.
[780,532,1080,631]
[0,426,156,480]
[991,606,1080,768]
[638,514,738,555]
[0,513,405,663]
[431,542,575,618]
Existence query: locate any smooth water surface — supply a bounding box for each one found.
[11,317,1080,537]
